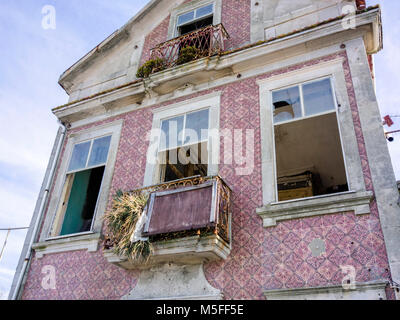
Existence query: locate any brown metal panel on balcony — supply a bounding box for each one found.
[143,181,217,236]
[103,176,232,256]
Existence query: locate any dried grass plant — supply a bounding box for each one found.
[104,190,153,262]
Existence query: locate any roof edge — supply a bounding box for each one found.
[58,0,162,93]
[53,5,381,113]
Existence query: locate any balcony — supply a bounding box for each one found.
[103,176,232,269]
[137,24,229,78]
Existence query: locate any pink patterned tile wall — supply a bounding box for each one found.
[221,0,251,49]
[139,15,171,66]
[22,52,394,300]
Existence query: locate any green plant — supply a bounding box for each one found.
[103,190,153,262]
[136,57,165,78]
[176,46,200,65]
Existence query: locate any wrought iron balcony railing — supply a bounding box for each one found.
[149,24,230,70]
[103,175,232,268]
[104,175,232,248]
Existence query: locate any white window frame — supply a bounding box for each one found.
[50,134,112,238]
[66,134,111,174]
[167,0,222,40]
[40,120,123,244]
[175,3,215,36]
[144,92,221,187]
[272,76,337,125]
[270,75,350,202]
[158,108,210,152]
[256,59,373,227]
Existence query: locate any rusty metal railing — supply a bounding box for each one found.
[149,24,229,70]
[103,175,232,249]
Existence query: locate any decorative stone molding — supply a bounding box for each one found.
[264,280,389,300]
[257,191,374,228]
[53,8,381,128]
[104,234,231,270]
[32,233,101,259]
[123,263,222,300]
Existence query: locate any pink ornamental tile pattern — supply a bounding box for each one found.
[24,52,394,300]
[221,0,251,49]
[140,15,171,66]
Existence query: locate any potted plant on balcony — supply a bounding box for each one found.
[176,46,201,66]
[136,57,166,78]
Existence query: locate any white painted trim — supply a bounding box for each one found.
[105,234,230,270]
[344,37,400,298]
[167,0,222,40]
[45,231,95,242]
[264,280,388,300]
[257,58,367,207]
[143,93,221,187]
[41,120,123,242]
[33,233,101,259]
[257,190,374,228]
[54,9,382,128]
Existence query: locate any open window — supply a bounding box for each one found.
[51,136,111,237]
[176,3,214,36]
[158,108,209,183]
[175,3,214,59]
[272,78,349,202]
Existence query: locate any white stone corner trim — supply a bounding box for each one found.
[257,191,374,228]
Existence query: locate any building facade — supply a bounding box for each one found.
[10,0,400,300]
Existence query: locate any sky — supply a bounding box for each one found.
[0,0,398,300]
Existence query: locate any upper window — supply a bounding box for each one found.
[272,78,349,202]
[68,136,111,172]
[272,78,336,124]
[176,3,214,36]
[158,109,210,183]
[52,136,112,237]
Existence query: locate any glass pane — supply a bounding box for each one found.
[160,116,184,150]
[303,78,336,116]
[184,109,209,145]
[177,11,194,26]
[88,136,111,167]
[196,4,213,18]
[272,86,302,124]
[68,141,91,172]
[60,167,105,236]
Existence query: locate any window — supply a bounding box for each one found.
[176,4,214,36]
[272,78,348,201]
[52,136,112,236]
[158,109,209,182]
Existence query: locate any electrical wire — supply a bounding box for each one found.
[0,228,29,263]
[0,230,11,262]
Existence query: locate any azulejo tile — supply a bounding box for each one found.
[22,52,393,300]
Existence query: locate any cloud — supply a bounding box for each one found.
[0,0,148,299]
[373,0,400,179]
